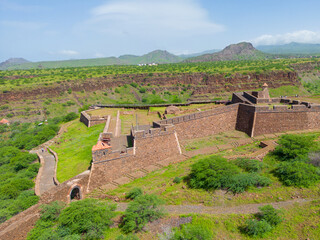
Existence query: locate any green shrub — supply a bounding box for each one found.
[116,234,140,240]
[173,177,182,184]
[171,223,213,240]
[226,173,272,194]
[63,112,78,122]
[234,158,265,173]
[120,194,164,233]
[188,156,241,190]
[130,82,138,88]
[274,134,317,161]
[188,156,271,193]
[115,88,120,93]
[58,199,116,239]
[244,219,272,237]
[40,201,66,222]
[139,87,146,93]
[274,161,320,187]
[258,205,283,226]
[125,187,143,200]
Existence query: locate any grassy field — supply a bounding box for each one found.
[51,121,104,182]
[182,130,249,151]
[268,85,309,97]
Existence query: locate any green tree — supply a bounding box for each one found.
[120,194,165,233]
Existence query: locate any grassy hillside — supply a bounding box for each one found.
[2,50,182,70]
[1,58,317,92]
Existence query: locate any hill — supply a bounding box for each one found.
[3,50,182,70]
[184,42,270,62]
[0,58,30,70]
[257,42,320,55]
[179,49,220,59]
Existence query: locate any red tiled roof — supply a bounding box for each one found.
[92,141,111,151]
[0,119,9,124]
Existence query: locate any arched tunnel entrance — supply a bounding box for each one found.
[70,186,81,201]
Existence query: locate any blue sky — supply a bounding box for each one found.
[1,0,320,62]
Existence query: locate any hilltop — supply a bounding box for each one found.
[185,42,270,62]
[0,58,30,70]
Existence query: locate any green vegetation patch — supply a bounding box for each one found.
[51,121,104,182]
[27,199,116,240]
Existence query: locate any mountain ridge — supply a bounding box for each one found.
[184,42,269,63]
[256,42,320,55]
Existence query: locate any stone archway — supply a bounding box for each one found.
[70,186,81,201]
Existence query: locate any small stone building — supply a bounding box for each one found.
[165,105,180,114]
[0,118,10,125]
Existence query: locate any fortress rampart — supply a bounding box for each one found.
[88,124,181,191]
[155,104,239,140]
[80,109,109,127]
[88,87,320,190]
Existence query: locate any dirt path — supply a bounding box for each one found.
[31,121,74,195]
[37,150,56,194]
[30,149,56,195]
[116,198,311,215]
[114,110,121,137]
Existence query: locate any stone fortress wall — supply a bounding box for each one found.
[87,85,320,191]
[80,109,109,127]
[88,124,181,191]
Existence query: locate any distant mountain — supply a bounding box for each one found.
[3,50,182,70]
[257,42,320,55]
[185,42,269,62]
[0,58,30,70]
[136,50,182,64]
[179,49,220,59]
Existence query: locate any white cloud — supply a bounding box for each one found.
[252,30,320,45]
[83,0,224,37]
[59,50,79,56]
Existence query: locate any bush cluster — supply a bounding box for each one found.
[27,199,116,240]
[188,156,271,193]
[0,147,39,223]
[234,158,265,173]
[272,134,320,187]
[244,205,283,238]
[170,223,212,240]
[125,187,143,200]
[274,161,320,187]
[273,134,317,161]
[120,194,165,233]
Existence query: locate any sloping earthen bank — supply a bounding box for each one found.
[0,71,298,102]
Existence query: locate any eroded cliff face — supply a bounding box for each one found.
[0,71,299,102]
[291,61,320,72]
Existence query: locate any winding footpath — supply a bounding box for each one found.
[116,198,312,215]
[38,150,56,195]
[31,121,74,195]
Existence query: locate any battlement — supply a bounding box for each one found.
[80,109,109,127]
[132,124,176,139]
[156,104,239,126]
